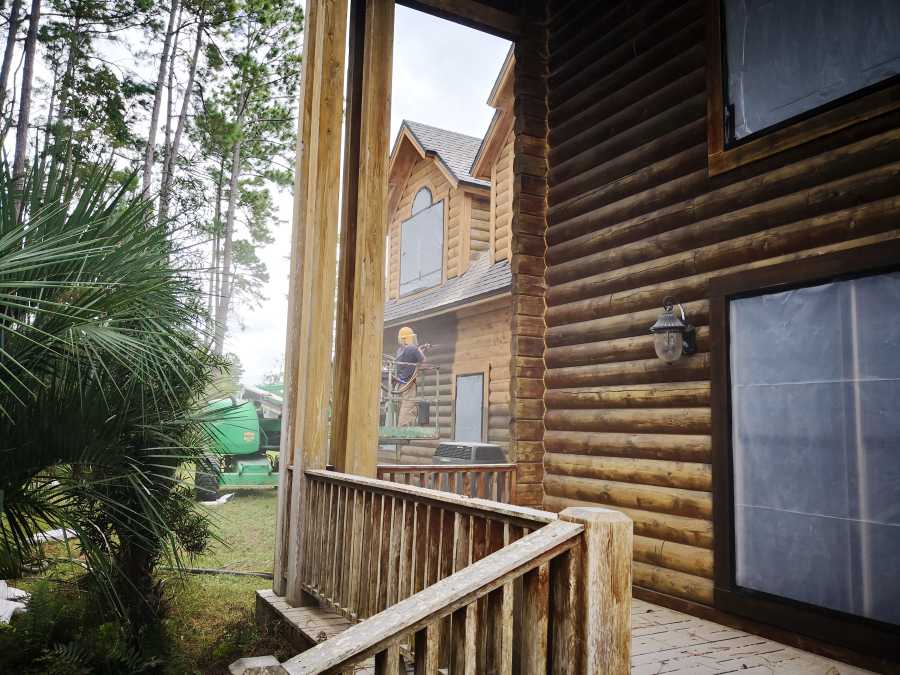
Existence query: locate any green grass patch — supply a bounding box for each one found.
[161,488,283,674]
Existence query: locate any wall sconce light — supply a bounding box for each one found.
[650,297,696,363]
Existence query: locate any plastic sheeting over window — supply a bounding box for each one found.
[729,271,900,626]
[400,200,443,295]
[723,0,900,141]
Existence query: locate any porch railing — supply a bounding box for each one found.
[376,463,517,503]
[283,519,583,674]
[297,469,551,622]
[281,469,632,674]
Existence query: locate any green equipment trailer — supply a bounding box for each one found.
[198,360,443,497]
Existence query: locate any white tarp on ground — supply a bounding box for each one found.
[200,492,234,506]
[0,581,30,624]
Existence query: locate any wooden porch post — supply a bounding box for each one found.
[273,0,349,604]
[330,0,394,477]
[558,507,633,674]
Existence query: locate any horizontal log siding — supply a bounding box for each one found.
[453,298,513,453]
[381,299,512,464]
[508,2,550,508]
[543,0,900,605]
[490,127,514,262]
[469,194,491,261]
[380,314,456,464]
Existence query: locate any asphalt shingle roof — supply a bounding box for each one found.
[384,254,511,325]
[404,121,490,188]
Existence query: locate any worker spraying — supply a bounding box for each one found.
[395,326,426,426]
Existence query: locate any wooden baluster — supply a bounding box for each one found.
[365,493,384,618]
[386,496,403,607]
[311,479,324,590]
[413,502,428,593]
[348,488,364,617]
[324,482,337,600]
[377,496,395,612]
[452,512,471,573]
[375,644,400,675]
[423,506,440,589]
[298,477,313,588]
[520,564,549,675]
[356,490,373,619]
[438,509,455,667]
[486,583,514,675]
[399,497,415,601]
[462,471,472,498]
[477,473,488,499]
[549,545,579,675]
[414,623,439,675]
[332,485,346,606]
[471,516,487,563]
[450,603,477,675]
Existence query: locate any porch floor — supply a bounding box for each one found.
[632,599,872,674]
[259,590,873,674]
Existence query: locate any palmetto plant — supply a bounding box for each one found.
[0,152,223,630]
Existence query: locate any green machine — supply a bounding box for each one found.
[197,386,283,499]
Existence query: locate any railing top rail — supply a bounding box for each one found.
[305,469,555,527]
[377,463,516,473]
[282,519,584,674]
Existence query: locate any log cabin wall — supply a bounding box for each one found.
[453,297,512,452]
[490,127,514,262]
[467,193,491,264]
[507,1,550,509]
[380,314,456,464]
[380,297,511,464]
[541,0,900,606]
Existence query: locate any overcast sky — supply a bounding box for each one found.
[227,6,510,385]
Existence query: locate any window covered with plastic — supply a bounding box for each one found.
[730,271,900,626]
[399,199,443,295]
[723,0,900,141]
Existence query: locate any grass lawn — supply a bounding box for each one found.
[161,487,294,675]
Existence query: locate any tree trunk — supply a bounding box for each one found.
[159,5,181,214]
[208,154,225,324]
[0,0,22,115]
[159,12,203,227]
[141,0,180,194]
[12,0,40,208]
[213,136,242,355]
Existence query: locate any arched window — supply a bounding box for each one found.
[411,187,432,215]
[400,187,443,295]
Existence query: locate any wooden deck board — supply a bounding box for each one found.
[630,599,873,675]
[257,590,873,674]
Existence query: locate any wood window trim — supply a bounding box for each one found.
[709,240,900,661]
[705,0,900,177]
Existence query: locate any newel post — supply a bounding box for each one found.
[556,507,633,674]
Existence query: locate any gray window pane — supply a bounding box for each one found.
[730,272,900,626]
[412,187,432,215]
[400,201,443,295]
[724,0,900,140]
[454,374,483,443]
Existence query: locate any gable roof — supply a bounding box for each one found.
[384,254,511,326]
[402,121,490,188]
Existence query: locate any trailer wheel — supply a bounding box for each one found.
[195,459,220,501]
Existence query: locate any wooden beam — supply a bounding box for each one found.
[331,0,394,477]
[273,0,322,598]
[275,0,349,607]
[396,0,520,39]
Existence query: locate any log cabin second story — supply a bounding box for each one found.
[380,53,531,472]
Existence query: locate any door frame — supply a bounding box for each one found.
[709,239,900,660]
